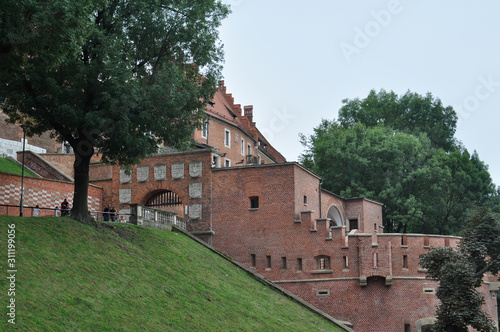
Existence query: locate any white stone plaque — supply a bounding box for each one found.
[119,188,132,203]
[189,182,203,199]
[189,161,202,178]
[172,163,184,179]
[137,166,149,182]
[189,204,202,219]
[154,164,167,180]
[120,168,131,183]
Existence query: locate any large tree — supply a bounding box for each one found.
[420,207,500,332]
[338,89,458,151]
[300,90,495,234]
[0,0,230,223]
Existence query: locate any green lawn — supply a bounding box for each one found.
[0,216,346,331]
[0,157,38,177]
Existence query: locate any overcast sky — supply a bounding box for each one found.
[218,0,500,187]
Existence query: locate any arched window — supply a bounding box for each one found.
[327,205,343,226]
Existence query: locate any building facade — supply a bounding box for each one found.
[0,83,498,331]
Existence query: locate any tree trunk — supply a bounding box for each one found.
[71,140,97,226]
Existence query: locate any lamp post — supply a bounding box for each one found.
[19,124,28,217]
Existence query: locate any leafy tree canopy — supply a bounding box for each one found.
[300,90,496,234]
[338,89,458,151]
[0,0,230,222]
[420,207,500,332]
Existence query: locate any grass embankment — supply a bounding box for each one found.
[0,217,345,331]
[0,158,38,177]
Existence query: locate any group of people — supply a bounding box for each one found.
[103,205,124,222]
[32,198,70,217]
[31,200,125,222]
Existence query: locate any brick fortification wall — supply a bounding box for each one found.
[100,149,214,232]
[0,172,102,216]
[209,162,498,332]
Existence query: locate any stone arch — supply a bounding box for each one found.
[141,187,185,216]
[326,204,344,226]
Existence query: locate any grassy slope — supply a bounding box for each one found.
[0,216,344,331]
[0,158,38,177]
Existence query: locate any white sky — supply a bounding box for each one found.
[219,0,500,187]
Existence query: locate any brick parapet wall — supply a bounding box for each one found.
[17,151,72,181]
[103,149,214,231]
[0,172,102,215]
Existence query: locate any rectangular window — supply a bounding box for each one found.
[266,255,271,269]
[225,159,231,167]
[224,129,231,147]
[303,195,307,205]
[317,256,330,270]
[374,253,378,268]
[235,133,239,143]
[251,254,256,267]
[403,255,408,268]
[374,223,377,231]
[297,258,303,271]
[343,256,349,268]
[404,324,410,332]
[349,218,358,230]
[249,196,259,209]
[247,144,252,155]
[241,138,245,155]
[201,120,208,138]
[281,257,287,270]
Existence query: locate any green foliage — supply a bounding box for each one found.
[419,207,500,332]
[0,216,346,331]
[0,0,230,220]
[338,89,458,151]
[300,90,496,234]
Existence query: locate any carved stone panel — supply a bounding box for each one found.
[189,182,203,199]
[189,161,202,178]
[172,163,184,179]
[137,166,149,182]
[120,168,132,183]
[119,188,132,203]
[154,164,167,180]
[189,204,202,220]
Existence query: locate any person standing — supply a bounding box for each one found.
[55,206,60,217]
[109,206,116,222]
[103,205,110,221]
[61,199,69,216]
[33,205,40,217]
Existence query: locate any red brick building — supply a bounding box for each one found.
[1,83,498,331]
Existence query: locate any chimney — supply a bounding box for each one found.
[244,105,253,124]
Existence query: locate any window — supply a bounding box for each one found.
[281,257,287,270]
[266,255,271,269]
[247,144,252,155]
[404,324,410,332]
[241,138,245,155]
[224,129,231,147]
[297,258,303,271]
[251,254,256,267]
[316,255,330,270]
[303,195,308,205]
[343,256,349,269]
[403,255,408,268]
[373,253,378,268]
[225,159,231,167]
[249,196,259,209]
[235,133,239,142]
[201,120,208,138]
[349,218,358,230]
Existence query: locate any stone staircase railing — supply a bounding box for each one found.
[129,204,188,230]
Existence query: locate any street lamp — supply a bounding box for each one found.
[19,124,28,217]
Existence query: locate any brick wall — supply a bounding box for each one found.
[0,172,102,216]
[101,149,213,231]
